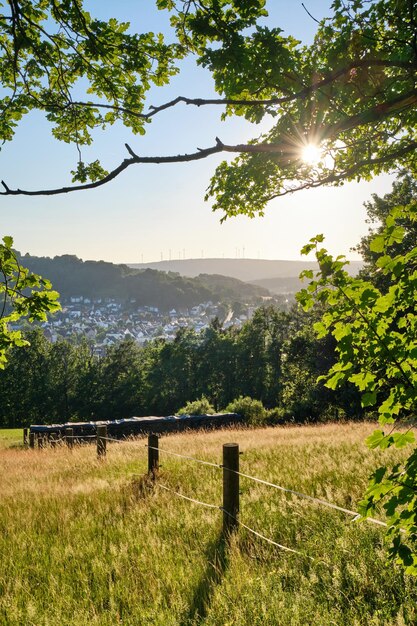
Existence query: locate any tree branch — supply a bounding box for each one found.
[0,142,225,195]
[2,138,415,198]
[2,88,416,197]
[45,58,415,122]
[301,2,321,25]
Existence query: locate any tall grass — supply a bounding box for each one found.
[0,423,416,625]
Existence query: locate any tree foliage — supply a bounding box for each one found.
[298,198,417,574]
[0,0,415,210]
[354,173,417,288]
[225,395,268,426]
[0,0,181,167]
[0,236,60,367]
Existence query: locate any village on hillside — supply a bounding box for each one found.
[14,296,266,355]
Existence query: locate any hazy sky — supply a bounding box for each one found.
[0,1,394,264]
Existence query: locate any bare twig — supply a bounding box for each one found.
[301,3,321,24]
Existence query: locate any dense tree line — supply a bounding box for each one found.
[0,305,362,428]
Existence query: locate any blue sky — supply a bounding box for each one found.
[0,1,394,263]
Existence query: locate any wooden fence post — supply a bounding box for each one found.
[23,428,28,447]
[97,425,107,458]
[29,432,35,449]
[222,443,240,535]
[148,434,159,478]
[65,427,74,449]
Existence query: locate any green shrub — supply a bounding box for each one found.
[265,406,287,425]
[225,396,267,426]
[176,396,215,415]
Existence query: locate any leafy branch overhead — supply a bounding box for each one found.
[0,0,416,218]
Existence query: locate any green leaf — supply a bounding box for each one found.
[370,235,385,253]
[325,370,347,390]
[366,429,386,449]
[349,371,376,391]
[392,431,415,449]
[361,390,377,407]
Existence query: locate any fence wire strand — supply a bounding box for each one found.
[220,508,314,559]
[225,467,389,529]
[146,444,221,469]
[158,483,219,509]
[157,484,312,559]
[64,434,96,439]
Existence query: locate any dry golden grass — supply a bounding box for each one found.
[0,422,416,625]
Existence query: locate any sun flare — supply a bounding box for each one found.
[302,143,322,165]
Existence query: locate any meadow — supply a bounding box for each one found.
[0,429,23,449]
[1,423,416,626]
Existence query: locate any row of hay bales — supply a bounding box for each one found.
[29,413,243,442]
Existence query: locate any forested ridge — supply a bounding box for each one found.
[18,253,270,310]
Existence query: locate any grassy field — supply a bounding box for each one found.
[1,423,416,625]
[0,429,22,449]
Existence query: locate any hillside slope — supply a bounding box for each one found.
[20,254,271,310]
[129,258,363,285]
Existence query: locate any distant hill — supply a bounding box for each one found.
[20,254,271,311]
[250,276,307,295]
[194,274,271,301]
[128,258,363,292]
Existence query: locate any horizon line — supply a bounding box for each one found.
[124,256,363,264]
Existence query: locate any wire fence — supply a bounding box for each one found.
[221,508,314,559]
[158,483,219,509]
[225,467,390,530]
[145,437,397,561]
[157,482,317,560]
[28,428,396,558]
[145,441,389,530]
